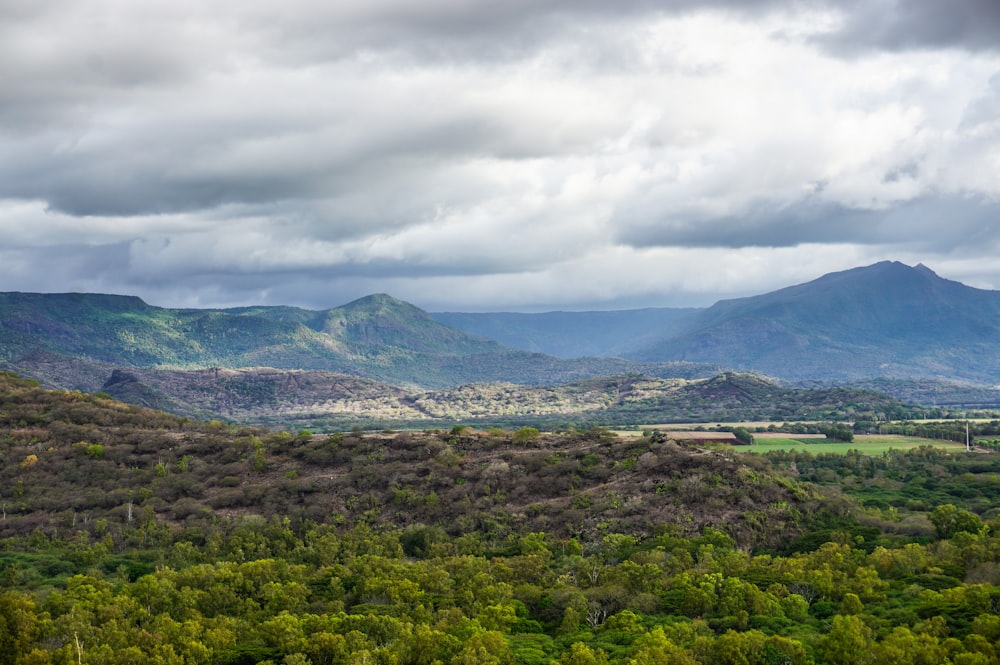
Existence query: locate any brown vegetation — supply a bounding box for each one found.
[0,372,819,550]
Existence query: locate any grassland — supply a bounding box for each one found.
[740,433,967,455]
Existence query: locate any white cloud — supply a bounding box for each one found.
[0,1,998,310]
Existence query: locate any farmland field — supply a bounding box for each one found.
[739,433,967,455]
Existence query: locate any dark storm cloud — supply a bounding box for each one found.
[875,197,1000,252]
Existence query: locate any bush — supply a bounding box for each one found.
[514,427,540,443]
[821,424,854,442]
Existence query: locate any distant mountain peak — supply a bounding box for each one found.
[352,293,407,304]
[630,259,1000,382]
[339,293,427,314]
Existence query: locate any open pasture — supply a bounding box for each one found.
[740,433,967,455]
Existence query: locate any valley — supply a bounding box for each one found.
[4,262,1000,435]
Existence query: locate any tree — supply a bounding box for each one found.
[841,593,864,615]
[627,627,696,665]
[873,626,949,665]
[451,631,514,665]
[558,642,608,665]
[0,591,42,665]
[822,615,876,665]
[928,504,982,539]
[821,424,854,442]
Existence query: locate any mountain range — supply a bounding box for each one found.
[438,261,1000,385]
[2,260,999,423]
[0,291,715,391]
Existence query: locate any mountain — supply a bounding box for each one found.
[432,261,1000,389]
[432,307,701,358]
[628,261,1000,382]
[0,291,717,391]
[4,261,1000,411]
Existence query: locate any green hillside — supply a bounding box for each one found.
[6,261,1000,417]
[630,262,1000,383]
[0,292,718,390]
[433,263,1000,390]
[0,292,348,370]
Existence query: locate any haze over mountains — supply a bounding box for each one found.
[2,261,999,424]
[432,308,702,359]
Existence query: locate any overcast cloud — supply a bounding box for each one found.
[1,0,999,311]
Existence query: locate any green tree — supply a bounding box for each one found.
[841,592,864,615]
[822,615,876,665]
[627,627,696,665]
[873,626,949,665]
[451,631,514,665]
[558,642,609,665]
[0,591,43,664]
[928,504,982,539]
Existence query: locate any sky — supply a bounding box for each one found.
[2,0,999,312]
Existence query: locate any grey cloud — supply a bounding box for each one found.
[1,0,999,312]
[3,0,993,221]
[961,72,1000,130]
[0,241,365,309]
[0,242,133,294]
[616,195,1000,251]
[0,150,321,217]
[85,255,523,310]
[616,197,877,249]
[251,0,786,64]
[248,0,1000,65]
[814,0,1000,54]
[0,106,489,218]
[873,197,1000,252]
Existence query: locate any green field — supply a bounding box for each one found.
[739,434,968,455]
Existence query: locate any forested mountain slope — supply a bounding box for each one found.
[630,261,1000,382]
[0,292,716,390]
[5,261,1000,420]
[436,262,1000,387]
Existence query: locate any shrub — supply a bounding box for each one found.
[514,427,540,444]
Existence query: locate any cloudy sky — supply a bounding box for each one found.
[2,0,999,311]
